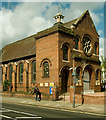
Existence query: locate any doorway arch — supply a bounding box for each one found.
[83,69,90,91]
[83,65,95,93]
[60,66,70,94]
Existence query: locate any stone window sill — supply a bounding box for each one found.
[62,60,70,63]
[18,82,23,84]
[42,76,50,78]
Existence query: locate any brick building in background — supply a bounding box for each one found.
[0,10,101,95]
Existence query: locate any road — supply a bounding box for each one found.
[0,103,105,120]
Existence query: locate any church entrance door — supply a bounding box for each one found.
[83,70,90,91]
[61,69,69,94]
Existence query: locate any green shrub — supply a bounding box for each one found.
[2,79,11,91]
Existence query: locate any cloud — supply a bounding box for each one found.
[98,30,103,36]
[99,37,104,58]
[2,2,53,47]
[1,1,104,60]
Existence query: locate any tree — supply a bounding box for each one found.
[2,79,11,91]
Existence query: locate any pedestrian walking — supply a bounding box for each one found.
[33,86,39,101]
[38,91,41,101]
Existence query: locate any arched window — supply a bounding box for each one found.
[83,36,91,53]
[96,69,99,80]
[32,60,36,82]
[76,68,80,80]
[0,67,3,82]
[19,63,23,83]
[9,65,13,83]
[43,62,49,77]
[74,38,79,50]
[94,43,98,55]
[63,45,68,61]
[5,66,7,80]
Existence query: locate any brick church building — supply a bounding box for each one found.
[0,10,101,95]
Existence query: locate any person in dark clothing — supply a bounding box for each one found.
[33,86,39,101]
[38,91,41,101]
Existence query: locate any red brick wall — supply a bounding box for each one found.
[70,90,105,105]
[36,32,60,94]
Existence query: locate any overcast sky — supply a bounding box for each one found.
[0,0,105,59]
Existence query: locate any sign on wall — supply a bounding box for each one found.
[40,83,43,87]
[45,83,48,87]
[49,86,53,94]
[50,82,55,87]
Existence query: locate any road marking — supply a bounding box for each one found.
[20,101,27,103]
[0,108,11,112]
[2,108,37,117]
[3,102,105,117]
[0,115,14,120]
[7,109,37,116]
[15,116,42,119]
[0,110,9,112]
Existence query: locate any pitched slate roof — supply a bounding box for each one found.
[1,35,36,63]
[1,10,94,63]
[63,10,89,29]
[35,23,74,39]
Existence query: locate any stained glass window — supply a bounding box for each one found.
[19,63,23,83]
[44,62,49,77]
[83,37,91,53]
[32,60,36,82]
[9,65,13,83]
[95,43,97,55]
[63,45,68,61]
[75,38,79,50]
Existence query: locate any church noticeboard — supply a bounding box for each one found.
[50,82,55,87]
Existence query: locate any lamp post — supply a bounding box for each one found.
[70,67,78,108]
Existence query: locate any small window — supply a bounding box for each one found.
[75,38,79,50]
[5,67,7,80]
[0,67,3,82]
[76,68,80,80]
[32,60,36,82]
[63,45,68,61]
[95,43,98,55]
[44,62,49,77]
[9,65,13,83]
[19,63,23,83]
[96,69,99,80]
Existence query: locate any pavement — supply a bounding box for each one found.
[1,96,105,116]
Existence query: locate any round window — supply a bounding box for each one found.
[83,36,92,56]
